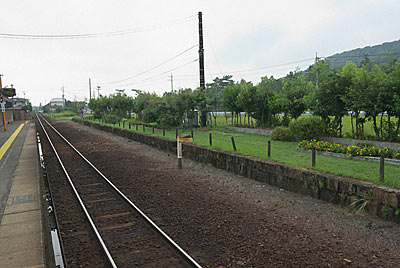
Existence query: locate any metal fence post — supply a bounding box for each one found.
[312,147,316,167]
[380,155,385,182]
[231,137,236,151]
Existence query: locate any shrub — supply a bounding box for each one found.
[103,114,121,124]
[271,127,296,141]
[54,110,76,118]
[289,117,325,141]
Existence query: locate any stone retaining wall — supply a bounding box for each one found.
[73,118,400,223]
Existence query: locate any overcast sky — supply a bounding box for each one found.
[1,0,399,106]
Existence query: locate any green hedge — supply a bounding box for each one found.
[289,117,325,141]
[271,127,296,141]
[103,114,121,124]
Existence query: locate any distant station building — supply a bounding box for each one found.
[46,98,65,112]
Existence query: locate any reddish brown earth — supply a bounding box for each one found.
[43,119,400,267]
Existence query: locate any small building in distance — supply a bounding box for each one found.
[48,98,65,112]
[11,97,29,108]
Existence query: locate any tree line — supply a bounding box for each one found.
[88,56,400,142]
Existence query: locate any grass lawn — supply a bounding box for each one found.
[86,117,400,189]
[44,112,79,121]
[212,112,399,139]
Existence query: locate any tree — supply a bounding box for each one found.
[223,82,242,125]
[250,76,281,127]
[133,92,157,120]
[193,88,209,125]
[175,88,196,126]
[88,93,134,120]
[307,61,346,136]
[388,60,400,140]
[337,62,359,137]
[89,96,111,119]
[237,80,257,126]
[110,92,134,118]
[281,72,313,121]
[206,75,234,126]
[364,65,387,140]
[206,75,234,110]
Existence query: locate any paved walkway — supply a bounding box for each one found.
[0,122,45,267]
[0,121,29,222]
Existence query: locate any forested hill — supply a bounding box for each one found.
[325,39,400,68]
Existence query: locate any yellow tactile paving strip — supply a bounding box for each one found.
[0,123,45,268]
[0,121,28,161]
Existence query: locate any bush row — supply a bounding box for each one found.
[271,117,325,141]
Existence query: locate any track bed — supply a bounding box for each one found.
[38,118,400,267]
[36,116,196,267]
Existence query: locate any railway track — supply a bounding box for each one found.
[36,114,202,268]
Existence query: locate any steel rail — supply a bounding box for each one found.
[36,115,118,268]
[36,132,66,268]
[37,114,203,268]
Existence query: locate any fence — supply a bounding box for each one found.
[74,117,400,224]
[81,116,400,184]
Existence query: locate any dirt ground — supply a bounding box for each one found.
[54,120,400,267]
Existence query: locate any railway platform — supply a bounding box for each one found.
[0,121,45,267]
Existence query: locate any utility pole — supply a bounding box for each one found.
[169,73,174,91]
[198,12,205,89]
[198,11,207,127]
[61,86,65,108]
[11,84,15,120]
[0,74,6,131]
[97,86,100,99]
[89,78,92,100]
[315,52,319,91]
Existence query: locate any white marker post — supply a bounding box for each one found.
[177,135,193,169]
[177,136,182,169]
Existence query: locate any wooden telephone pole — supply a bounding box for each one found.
[198,11,207,127]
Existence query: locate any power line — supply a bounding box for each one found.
[104,45,198,84]
[142,59,198,81]
[173,58,315,77]
[114,59,199,87]
[136,62,311,88]
[0,16,195,40]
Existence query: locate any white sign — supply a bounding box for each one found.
[1,103,5,113]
